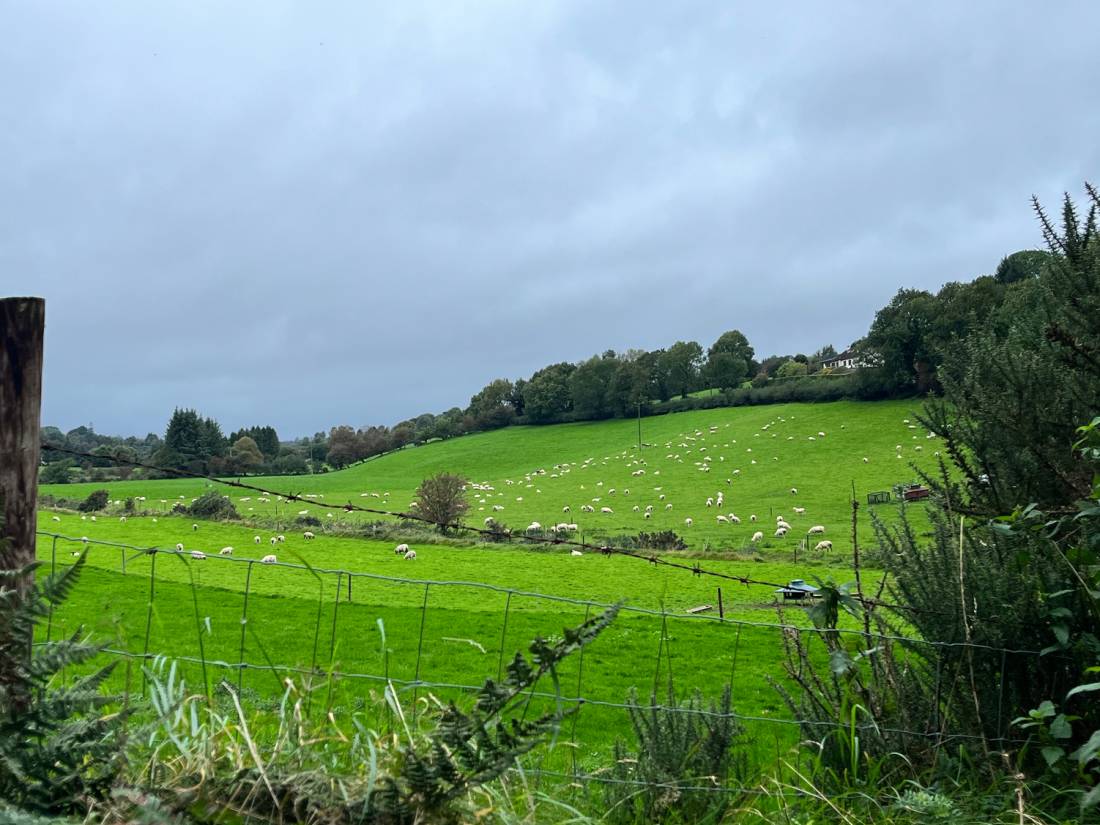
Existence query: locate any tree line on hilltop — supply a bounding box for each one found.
[39,247,1055,479]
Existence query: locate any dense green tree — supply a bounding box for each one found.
[229,426,280,460]
[994,248,1055,284]
[229,436,264,471]
[326,426,362,469]
[162,408,204,465]
[775,359,809,378]
[861,288,940,394]
[659,341,703,399]
[522,363,575,422]
[467,379,517,430]
[607,358,651,417]
[570,355,618,419]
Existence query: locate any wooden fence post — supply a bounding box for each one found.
[0,296,44,579]
[0,297,45,707]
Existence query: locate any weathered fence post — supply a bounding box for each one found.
[0,296,46,711]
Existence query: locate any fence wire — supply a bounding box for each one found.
[41,444,950,617]
[36,530,1036,750]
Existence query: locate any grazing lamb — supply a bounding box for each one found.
[190,551,206,560]
[395,543,410,555]
[774,527,788,537]
[192,524,199,531]
[793,507,805,515]
[403,550,417,560]
[261,554,277,564]
[175,543,184,551]
[219,546,233,556]
[705,497,714,507]
[254,536,262,544]
[276,535,285,543]
[776,520,791,531]
[526,522,542,533]
[600,506,613,514]
[303,531,315,539]
[729,514,741,524]
[790,488,798,495]
[270,537,277,545]
[644,512,651,519]
[808,525,826,535]
[51,515,60,522]
[570,550,583,557]
[716,515,728,523]
[750,514,757,523]
[814,540,833,552]
[665,503,673,510]
[562,505,570,513]
[684,517,693,526]
[751,531,764,543]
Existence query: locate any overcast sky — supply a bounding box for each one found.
[5,2,1099,438]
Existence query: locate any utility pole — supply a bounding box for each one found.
[0,297,45,711]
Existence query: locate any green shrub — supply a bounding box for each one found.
[76,489,109,513]
[186,491,238,520]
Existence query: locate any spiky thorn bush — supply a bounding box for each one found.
[0,549,127,815]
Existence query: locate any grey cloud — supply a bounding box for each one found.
[5,0,1099,437]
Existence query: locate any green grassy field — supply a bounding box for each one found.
[35,399,939,768]
[42,399,941,554]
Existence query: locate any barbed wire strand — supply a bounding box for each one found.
[41,444,985,619]
[37,531,1047,656]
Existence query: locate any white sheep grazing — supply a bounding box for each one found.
[600,506,613,514]
[863,457,869,463]
[192,523,199,531]
[276,535,285,543]
[484,516,495,525]
[175,543,184,551]
[808,525,826,535]
[262,554,277,564]
[705,497,714,507]
[729,514,741,524]
[644,512,652,519]
[303,531,315,539]
[51,515,60,522]
[790,488,798,495]
[751,531,764,543]
[562,505,571,513]
[684,517,693,526]
[814,540,833,552]
[750,514,757,523]
[395,543,410,555]
[190,551,206,560]
[665,503,673,510]
[774,527,788,537]
[658,494,666,500]
[776,520,791,531]
[270,537,277,545]
[570,550,583,557]
[793,507,806,515]
[254,536,262,544]
[119,516,127,523]
[716,514,728,523]
[526,522,542,533]
[632,505,640,512]
[220,546,233,556]
[403,549,417,560]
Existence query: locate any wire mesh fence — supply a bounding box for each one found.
[37,528,1038,765]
